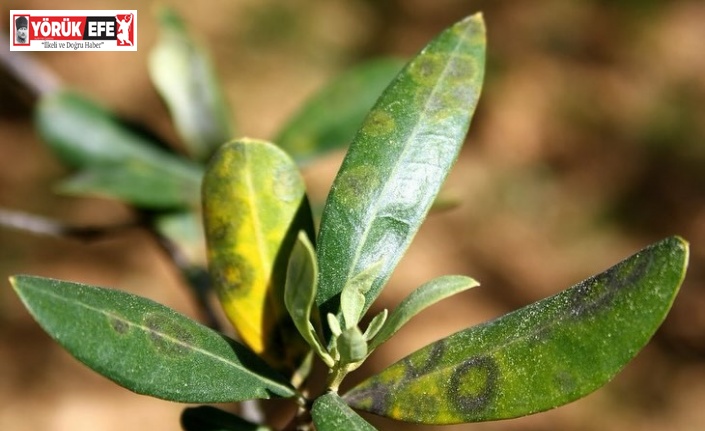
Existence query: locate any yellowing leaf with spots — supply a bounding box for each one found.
[343,237,688,424]
[203,139,314,374]
[316,13,486,322]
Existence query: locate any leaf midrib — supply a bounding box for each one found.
[360,255,679,396]
[340,29,471,304]
[23,282,293,396]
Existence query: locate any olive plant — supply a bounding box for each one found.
[10,12,689,431]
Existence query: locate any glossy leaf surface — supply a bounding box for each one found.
[36,90,202,208]
[11,275,296,402]
[203,139,314,372]
[368,275,479,350]
[316,14,486,322]
[312,393,376,431]
[181,406,271,431]
[344,237,689,424]
[275,58,405,165]
[149,8,233,161]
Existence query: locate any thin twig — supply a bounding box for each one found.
[0,206,223,330]
[0,207,137,240]
[0,33,61,98]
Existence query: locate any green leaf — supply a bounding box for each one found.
[316,14,486,323]
[284,231,332,366]
[327,312,343,337]
[312,393,377,431]
[344,236,689,424]
[154,211,206,267]
[57,162,201,209]
[10,275,296,402]
[181,406,271,431]
[149,7,233,161]
[337,326,367,364]
[35,90,203,208]
[340,260,384,329]
[275,58,405,165]
[362,309,388,341]
[203,139,314,374]
[368,275,479,351]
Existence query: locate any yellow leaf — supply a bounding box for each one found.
[203,138,313,374]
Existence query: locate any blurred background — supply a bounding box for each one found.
[1,0,703,430]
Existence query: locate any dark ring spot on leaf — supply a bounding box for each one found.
[342,379,391,417]
[360,110,395,137]
[569,251,652,318]
[449,355,499,414]
[211,253,256,298]
[404,339,446,379]
[109,316,129,334]
[144,313,194,356]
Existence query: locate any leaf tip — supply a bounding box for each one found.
[8,274,28,292]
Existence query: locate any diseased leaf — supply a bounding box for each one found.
[149,7,233,161]
[284,231,332,366]
[344,237,689,424]
[316,14,486,323]
[11,275,296,403]
[203,139,314,374]
[275,58,405,165]
[57,161,201,209]
[312,393,377,431]
[368,275,478,351]
[181,406,271,431]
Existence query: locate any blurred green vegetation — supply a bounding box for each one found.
[1,1,703,430]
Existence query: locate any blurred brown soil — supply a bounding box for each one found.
[1,1,704,430]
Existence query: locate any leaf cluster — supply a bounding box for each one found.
[10,9,689,431]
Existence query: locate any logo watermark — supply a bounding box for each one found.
[10,10,137,51]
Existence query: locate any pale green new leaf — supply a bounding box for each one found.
[312,393,377,431]
[327,312,342,337]
[337,326,367,364]
[284,231,332,366]
[344,236,689,424]
[340,260,384,329]
[11,275,296,402]
[363,309,388,341]
[368,275,478,351]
